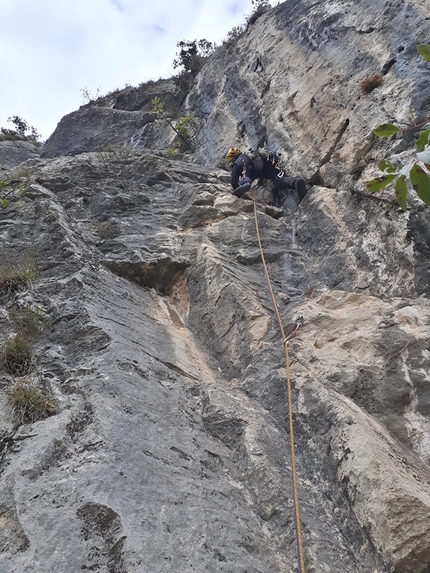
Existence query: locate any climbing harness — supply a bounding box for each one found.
[253,199,306,573]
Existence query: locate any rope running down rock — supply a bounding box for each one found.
[252,199,306,573]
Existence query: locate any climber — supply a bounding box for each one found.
[226,147,308,209]
[226,147,257,198]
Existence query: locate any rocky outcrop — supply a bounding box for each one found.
[0,140,39,170]
[41,78,182,158]
[1,1,430,572]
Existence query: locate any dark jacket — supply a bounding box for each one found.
[230,153,255,189]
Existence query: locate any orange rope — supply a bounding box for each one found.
[253,200,306,573]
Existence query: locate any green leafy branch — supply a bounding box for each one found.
[366,44,430,210]
[151,97,198,152]
[0,179,26,209]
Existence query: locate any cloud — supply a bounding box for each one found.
[110,0,125,11]
[0,0,274,139]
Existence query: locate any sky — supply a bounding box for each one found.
[0,0,280,141]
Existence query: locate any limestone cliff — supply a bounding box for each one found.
[1,1,430,572]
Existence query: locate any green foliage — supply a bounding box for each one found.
[2,333,34,377]
[395,176,407,211]
[0,254,36,295]
[416,128,430,152]
[0,116,41,143]
[410,164,430,204]
[175,116,198,139]
[7,375,55,424]
[0,176,28,210]
[373,124,399,137]
[0,179,11,209]
[10,306,47,341]
[172,39,216,98]
[9,167,31,180]
[246,0,272,27]
[173,39,215,73]
[367,174,397,192]
[223,25,245,47]
[366,45,430,210]
[417,44,430,62]
[151,97,199,152]
[222,1,272,49]
[98,144,134,163]
[151,96,164,116]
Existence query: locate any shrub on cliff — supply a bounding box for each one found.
[2,333,34,377]
[151,96,199,152]
[246,0,272,28]
[7,375,55,424]
[367,44,430,210]
[0,254,36,295]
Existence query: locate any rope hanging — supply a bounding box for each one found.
[253,199,306,573]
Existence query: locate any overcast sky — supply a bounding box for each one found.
[0,0,279,140]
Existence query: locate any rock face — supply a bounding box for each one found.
[0,140,39,170]
[0,1,430,572]
[41,78,182,159]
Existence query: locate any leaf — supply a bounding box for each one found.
[417,145,430,164]
[150,96,163,115]
[400,162,414,177]
[409,164,430,205]
[417,44,430,62]
[416,128,430,152]
[366,174,397,193]
[0,199,9,208]
[394,175,407,211]
[373,124,399,137]
[377,159,400,173]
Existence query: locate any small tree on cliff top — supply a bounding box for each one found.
[0,116,41,143]
[172,39,216,98]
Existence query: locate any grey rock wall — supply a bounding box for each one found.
[1,0,430,572]
[0,141,39,170]
[187,0,430,191]
[41,78,181,159]
[0,147,429,572]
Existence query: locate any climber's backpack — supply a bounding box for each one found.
[246,147,285,178]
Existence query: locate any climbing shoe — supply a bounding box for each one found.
[241,192,254,201]
[233,182,251,198]
[265,205,283,219]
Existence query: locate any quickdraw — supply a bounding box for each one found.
[283,315,305,346]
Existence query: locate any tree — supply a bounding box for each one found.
[366,45,430,210]
[151,97,199,153]
[246,0,272,27]
[172,39,216,98]
[0,116,41,143]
